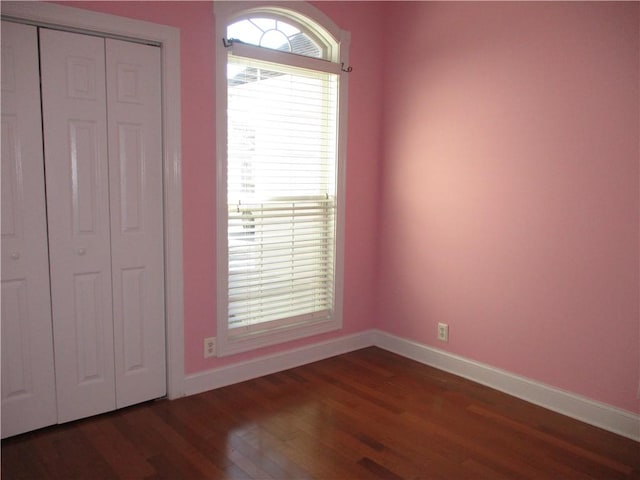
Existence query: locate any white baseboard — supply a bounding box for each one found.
[182,328,639,441]
[372,330,640,442]
[184,330,375,396]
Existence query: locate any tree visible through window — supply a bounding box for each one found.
[216,4,349,356]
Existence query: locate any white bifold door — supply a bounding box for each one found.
[1,21,58,438]
[1,22,165,438]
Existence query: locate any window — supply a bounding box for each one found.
[215,2,350,356]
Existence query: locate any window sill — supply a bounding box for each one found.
[216,315,342,357]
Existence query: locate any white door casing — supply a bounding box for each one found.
[0,1,185,402]
[106,39,166,408]
[1,21,58,438]
[2,21,169,433]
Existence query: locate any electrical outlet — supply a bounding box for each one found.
[437,323,449,342]
[204,337,216,358]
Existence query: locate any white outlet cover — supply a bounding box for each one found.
[437,323,449,342]
[204,337,216,358]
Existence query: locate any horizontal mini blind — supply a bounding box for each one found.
[226,54,339,334]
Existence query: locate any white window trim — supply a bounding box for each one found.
[1,1,185,398]
[214,1,349,356]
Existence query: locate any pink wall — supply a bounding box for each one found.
[377,2,640,413]
[55,1,384,372]
[53,1,639,414]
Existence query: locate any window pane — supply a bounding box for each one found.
[227,56,337,202]
[276,21,300,37]
[227,20,262,46]
[251,18,276,31]
[227,54,338,329]
[261,30,290,51]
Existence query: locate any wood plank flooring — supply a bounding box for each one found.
[2,347,639,479]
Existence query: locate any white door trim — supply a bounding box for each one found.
[1,1,185,399]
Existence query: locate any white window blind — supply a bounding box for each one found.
[226,54,339,335]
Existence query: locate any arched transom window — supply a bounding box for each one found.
[227,17,323,58]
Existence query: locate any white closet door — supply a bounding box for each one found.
[1,21,57,438]
[40,28,116,423]
[106,39,166,408]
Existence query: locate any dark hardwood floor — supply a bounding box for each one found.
[2,347,639,479]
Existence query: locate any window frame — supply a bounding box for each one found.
[214,1,350,356]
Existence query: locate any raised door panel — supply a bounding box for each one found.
[39,28,116,423]
[0,21,57,439]
[106,39,166,408]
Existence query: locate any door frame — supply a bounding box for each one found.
[1,1,185,399]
